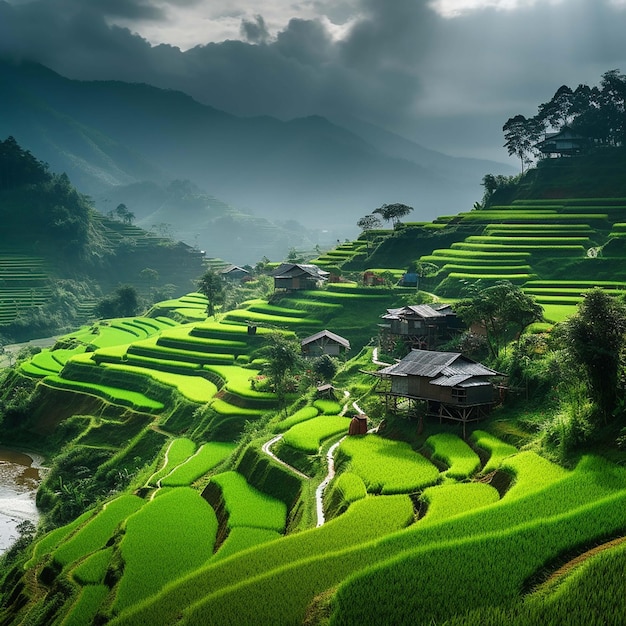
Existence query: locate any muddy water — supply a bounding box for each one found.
[0,449,42,552]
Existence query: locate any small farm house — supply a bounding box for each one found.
[536,127,588,157]
[271,263,329,291]
[379,303,462,351]
[373,349,503,436]
[301,330,350,357]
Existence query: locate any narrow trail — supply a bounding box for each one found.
[261,435,309,480]
[315,436,346,527]
[262,346,383,526]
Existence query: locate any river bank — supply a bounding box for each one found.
[0,448,43,552]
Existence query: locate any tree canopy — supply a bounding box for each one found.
[356,214,382,250]
[561,288,626,422]
[373,203,414,227]
[455,281,543,360]
[196,270,225,317]
[502,69,626,170]
[261,333,302,411]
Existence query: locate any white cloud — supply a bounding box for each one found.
[429,0,564,18]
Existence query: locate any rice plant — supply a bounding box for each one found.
[283,415,350,453]
[112,488,218,613]
[424,433,481,480]
[159,442,236,487]
[207,471,287,532]
[336,434,440,494]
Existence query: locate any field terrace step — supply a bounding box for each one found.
[450,242,586,258]
[455,212,610,226]
[438,264,533,278]
[463,236,593,247]
[523,280,626,293]
[127,340,237,366]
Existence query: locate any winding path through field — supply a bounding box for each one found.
[261,435,309,480]
[262,347,385,526]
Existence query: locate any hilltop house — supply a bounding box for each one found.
[536,127,589,157]
[271,263,329,291]
[379,303,462,351]
[301,330,350,357]
[372,349,503,436]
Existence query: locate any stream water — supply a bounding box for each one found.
[0,449,41,552]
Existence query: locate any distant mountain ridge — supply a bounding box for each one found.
[0,58,515,257]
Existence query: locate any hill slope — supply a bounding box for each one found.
[0,59,513,236]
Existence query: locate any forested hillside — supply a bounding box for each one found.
[0,137,205,341]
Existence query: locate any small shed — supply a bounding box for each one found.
[301,330,350,357]
[379,303,462,351]
[271,263,329,291]
[316,383,337,399]
[349,414,368,435]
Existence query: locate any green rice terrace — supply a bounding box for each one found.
[322,196,626,323]
[3,159,626,624]
[1,265,626,625]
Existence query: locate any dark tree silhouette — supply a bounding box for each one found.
[356,214,382,250]
[562,288,626,422]
[373,203,414,226]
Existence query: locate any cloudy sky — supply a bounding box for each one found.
[2,0,626,162]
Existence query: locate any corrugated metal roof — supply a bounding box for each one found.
[441,361,497,377]
[406,305,445,318]
[377,349,460,377]
[271,263,329,280]
[458,379,493,388]
[430,374,473,387]
[380,305,446,321]
[377,349,500,380]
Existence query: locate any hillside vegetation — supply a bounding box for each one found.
[1,149,626,625]
[0,137,205,341]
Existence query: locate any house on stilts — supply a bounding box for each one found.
[370,349,504,437]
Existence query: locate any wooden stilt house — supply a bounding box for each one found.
[372,349,504,437]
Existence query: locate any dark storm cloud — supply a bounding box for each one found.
[240,15,271,44]
[2,0,626,160]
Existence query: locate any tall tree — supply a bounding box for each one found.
[356,214,382,251]
[197,270,225,317]
[261,333,302,412]
[503,115,544,173]
[562,288,626,422]
[537,85,574,130]
[455,281,543,360]
[373,203,414,227]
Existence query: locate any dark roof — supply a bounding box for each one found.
[377,349,498,379]
[271,263,329,281]
[301,329,350,349]
[220,264,249,275]
[381,304,446,321]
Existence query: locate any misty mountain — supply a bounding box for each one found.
[93,179,332,264]
[0,58,514,250]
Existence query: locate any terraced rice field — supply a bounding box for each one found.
[0,253,53,325]
[100,441,626,626]
[415,198,626,304]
